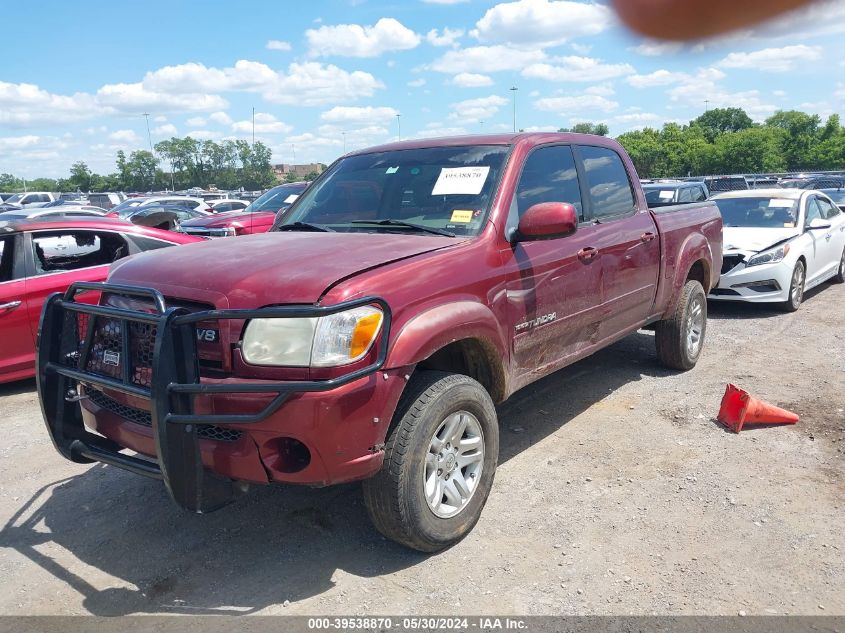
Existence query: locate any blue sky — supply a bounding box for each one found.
[2,0,844,178]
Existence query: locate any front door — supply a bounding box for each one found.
[0,234,36,382]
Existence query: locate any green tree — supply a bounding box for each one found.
[713,127,787,173]
[692,108,754,143]
[765,110,821,170]
[68,161,93,192]
[559,122,609,136]
[0,173,24,190]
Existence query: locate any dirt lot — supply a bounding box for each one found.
[0,283,843,616]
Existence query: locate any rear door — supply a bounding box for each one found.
[501,144,606,375]
[575,145,660,339]
[0,234,34,381]
[815,196,845,278]
[23,228,132,342]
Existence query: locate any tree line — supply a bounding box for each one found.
[0,137,279,193]
[562,108,845,179]
[3,108,843,192]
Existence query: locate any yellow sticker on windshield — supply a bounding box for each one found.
[450,209,474,223]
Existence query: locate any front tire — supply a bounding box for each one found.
[833,247,845,284]
[781,260,805,312]
[655,279,707,371]
[362,371,499,553]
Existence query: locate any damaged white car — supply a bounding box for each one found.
[709,189,845,311]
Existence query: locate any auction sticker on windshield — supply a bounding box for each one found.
[432,166,490,196]
[450,209,474,223]
[769,198,794,207]
[659,190,674,199]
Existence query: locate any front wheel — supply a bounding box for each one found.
[833,247,845,284]
[781,260,805,312]
[655,279,707,371]
[362,371,499,552]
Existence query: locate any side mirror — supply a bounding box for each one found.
[513,202,578,242]
[807,218,832,231]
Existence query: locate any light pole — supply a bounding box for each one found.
[704,99,710,113]
[480,120,484,132]
[342,131,347,154]
[252,107,255,147]
[396,114,401,141]
[292,144,296,164]
[142,113,154,153]
[509,87,518,133]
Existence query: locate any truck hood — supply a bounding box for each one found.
[722,227,799,253]
[179,211,273,228]
[109,231,462,306]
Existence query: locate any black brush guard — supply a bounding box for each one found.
[36,281,391,513]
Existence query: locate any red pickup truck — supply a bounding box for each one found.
[37,133,722,552]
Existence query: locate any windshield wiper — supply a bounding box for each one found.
[275,221,335,233]
[350,219,455,237]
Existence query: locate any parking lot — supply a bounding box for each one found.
[0,280,841,616]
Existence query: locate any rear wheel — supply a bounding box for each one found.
[655,279,707,371]
[362,371,499,552]
[833,247,845,284]
[781,260,805,312]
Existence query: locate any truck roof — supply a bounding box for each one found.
[347,132,621,157]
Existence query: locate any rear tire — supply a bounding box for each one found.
[781,260,805,312]
[655,279,707,371]
[833,247,845,284]
[362,371,499,553]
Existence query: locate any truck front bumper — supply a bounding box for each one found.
[36,281,397,513]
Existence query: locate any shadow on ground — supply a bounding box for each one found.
[0,332,675,615]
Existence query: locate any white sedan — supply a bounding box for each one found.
[709,189,845,311]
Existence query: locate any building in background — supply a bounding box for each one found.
[273,163,325,182]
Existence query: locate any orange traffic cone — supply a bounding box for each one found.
[717,384,799,433]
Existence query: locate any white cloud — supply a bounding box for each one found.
[153,123,178,136]
[718,45,822,72]
[408,78,426,88]
[450,72,494,87]
[266,40,292,51]
[522,57,635,82]
[426,27,464,47]
[186,129,223,140]
[232,112,292,134]
[473,0,613,47]
[664,69,776,120]
[630,40,683,57]
[262,62,384,106]
[569,42,592,55]
[108,129,141,143]
[95,82,228,113]
[153,115,167,122]
[209,111,233,125]
[448,95,508,122]
[306,18,421,57]
[627,69,691,88]
[534,95,619,114]
[142,60,278,93]
[321,106,399,125]
[413,125,469,139]
[0,81,105,126]
[186,116,206,127]
[611,112,662,129]
[421,0,468,3]
[430,45,545,73]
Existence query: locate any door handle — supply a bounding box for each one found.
[641,232,656,243]
[577,247,599,261]
[0,300,22,311]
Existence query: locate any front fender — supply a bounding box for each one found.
[385,300,508,387]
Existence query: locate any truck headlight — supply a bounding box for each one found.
[746,243,790,267]
[241,306,384,367]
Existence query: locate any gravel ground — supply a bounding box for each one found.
[0,282,842,616]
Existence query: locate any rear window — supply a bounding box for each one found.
[578,145,635,218]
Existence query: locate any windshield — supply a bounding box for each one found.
[5,194,24,204]
[111,199,144,216]
[643,187,678,205]
[279,145,509,236]
[714,197,799,228]
[243,184,307,214]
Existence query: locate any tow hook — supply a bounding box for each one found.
[65,388,88,403]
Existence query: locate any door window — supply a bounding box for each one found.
[577,145,635,219]
[692,186,707,202]
[512,145,583,220]
[30,230,129,275]
[816,197,839,219]
[678,188,693,203]
[0,237,13,282]
[805,198,822,227]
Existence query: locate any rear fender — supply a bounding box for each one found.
[663,232,713,317]
[385,301,508,399]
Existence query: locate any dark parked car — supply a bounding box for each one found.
[642,181,709,208]
[781,176,845,189]
[818,187,845,210]
[123,204,209,231]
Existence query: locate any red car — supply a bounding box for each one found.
[178,182,309,237]
[38,133,722,551]
[0,217,201,383]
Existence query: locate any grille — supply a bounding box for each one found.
[86,389,243,442]
[721,255,745,274]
